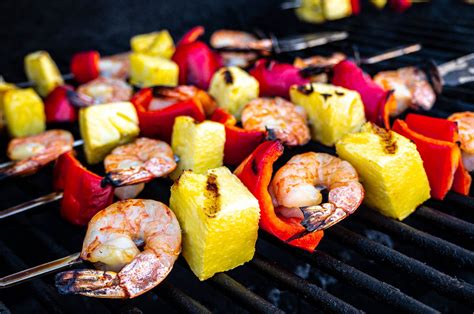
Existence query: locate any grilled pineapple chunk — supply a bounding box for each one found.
[296,0,352,23]
[0,81,17,131]
[129,52,179,87]
[170,167,260,280]
[208,67,259,119]
[79,102,139,164]
[290,83,365,146]
[130,30,175,59]
[24,51,64,97]
[171,116,225,180]
[336,123,430,220]
[4,88,45,137]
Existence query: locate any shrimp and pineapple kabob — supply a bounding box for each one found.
[1,25,472,298]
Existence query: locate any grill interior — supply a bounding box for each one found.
[1,1,474,313]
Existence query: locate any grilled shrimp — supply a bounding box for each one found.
[102,138,177,199]
[374,67,436,116]
[55,199,181,298]
[295,53,346,83]
[71,77,132,107]
[98,52,130,80]
[270,152,364,235]
[210,30,271,52]
[448,112,474,171]
[149,85,217,116]
[241,97,311,146]
[1,130,74,177]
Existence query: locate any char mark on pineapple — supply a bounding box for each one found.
[297,83,314,95]
[223,69,234,84]
[373,124,398,154]
[205,174,220,217]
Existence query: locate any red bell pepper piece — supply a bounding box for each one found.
[53,151,77,191]
[234,141,324,252]
[211,108,265,166]
[172,27,222,90]
[249,59,309,99]
[393,119,461,200]
[44,85,77,123]
[404,113,471,195]
[332,60,393,129]
[405,113,459,143]
[131,87,205,142]
[351,0,361,15]
[453,159,472,195]
[390,0,411,12]
[70,51,100,84]
[54,152,114,226]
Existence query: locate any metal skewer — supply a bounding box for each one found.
[0,252,81,288]
[0,139,84,169]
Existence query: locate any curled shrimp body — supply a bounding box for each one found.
[73,77,132,107]
[2,130,74,177]
[98,52,130,80]
[150,85,217,116]
[241,97,310,147]
[55,199,182,298]
[270,152,364,233]
[102,138,177,199]
[448,112,474,171]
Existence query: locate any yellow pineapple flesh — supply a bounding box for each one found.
[171,116,225,180]
[130,30,175,59]
[3,88,45,137]
[208,66,259,119]
[290,83,366,146]
[129,52,179,87]
[335,122,430,220]
[170,167,260,280]
[79,102,139,164]
[24,51,64,97]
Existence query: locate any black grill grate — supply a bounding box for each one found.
[1,1,474,313]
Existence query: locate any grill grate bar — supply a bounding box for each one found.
[15,218,210,313]
[209,273,284,314]
[155,282,212,314]
[328,225,474,305]
[0,239,108,314]
[445,192,474,210]
[355,208,474,268]
[260,233,437,313]
[250,254,361,313]
[412,206,474,241]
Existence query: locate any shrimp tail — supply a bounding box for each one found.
[101,167,150,187]
[55,269,129,298]
[300,204,349,232]
[102,158,176,187]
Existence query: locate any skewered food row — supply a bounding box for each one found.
[0,25,473,300]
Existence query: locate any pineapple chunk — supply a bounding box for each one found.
[295,0,325,23]
[171,116,225,180]
[4,88,45,137]
[336,122,430,220]
[208,67,259,119]
[130,30,175,59]
[129,52,179,87]
[79,102,139,164]
[24,51,64,97]
[323,0,352,20]
[0,81,17,131]
[290,83,366,146]
[170,167,260,280]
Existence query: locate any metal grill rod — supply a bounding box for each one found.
[250,254,361,313]
[260,233,438,314]
[328,225,474,305]
[412,206,474,241]
[355,208,474,268]
[209,273,285,314]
